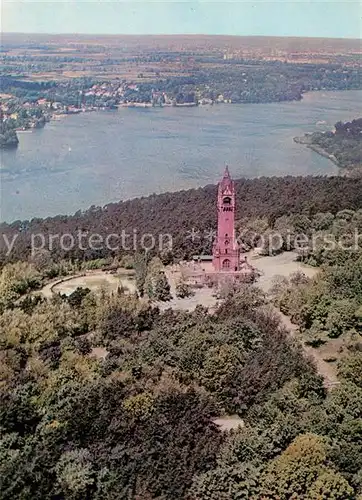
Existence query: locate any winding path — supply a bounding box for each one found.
[273,307,339,390]
[39,270,136,298]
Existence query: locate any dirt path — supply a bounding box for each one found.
[39,270,136,298]
[273,307,339,390]
[246,252,339,390]
[40,277,73,298]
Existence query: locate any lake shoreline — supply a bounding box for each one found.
[293,135,340,167]
[2,89,360,222]
[294,119,362,177]
[5,87,357,150]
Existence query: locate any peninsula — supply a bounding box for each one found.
[294,118,362,175]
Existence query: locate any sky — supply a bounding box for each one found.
[1,0,361,39]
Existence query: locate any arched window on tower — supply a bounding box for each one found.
[222,197,233,211]
[222,259,231,269]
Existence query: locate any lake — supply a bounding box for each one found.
[1,90,361,222]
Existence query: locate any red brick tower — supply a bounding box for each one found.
[212,166,240,272]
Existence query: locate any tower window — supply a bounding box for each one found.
[223,197,231,205]
[222,259,231,269]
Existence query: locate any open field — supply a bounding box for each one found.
[41,270,136,297]
[3,33,361,55]
[2,33,361,82]
[250,251,319,293]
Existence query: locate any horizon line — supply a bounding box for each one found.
[2,32,361,41]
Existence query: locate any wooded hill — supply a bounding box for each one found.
[0,267,361,498]
[2,175,362,262]
[1,173,362,498]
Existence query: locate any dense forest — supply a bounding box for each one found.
[113,62,362,105]
[2,175,362,262]
[296,118,362,172]
[0,258,361,499]
[0,253,362,498]
[1,174,362,498]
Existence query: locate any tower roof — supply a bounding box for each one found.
[223,165,231,179]
[220,165,233,192]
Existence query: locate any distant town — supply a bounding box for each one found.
[1,34,361,148]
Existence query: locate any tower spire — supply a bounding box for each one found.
[223,164,230,179]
